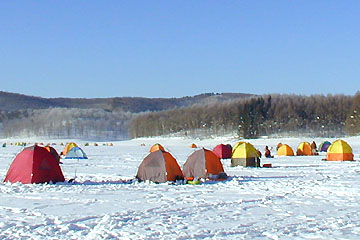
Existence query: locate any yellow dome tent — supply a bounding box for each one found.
[326,140,354,161]
[277,144,294,156]
[232,141,245,154]
[296,142,312,156]
[62,142,78,155]
[231,142,260,167]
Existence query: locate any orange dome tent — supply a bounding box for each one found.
[136,150,183,183]
[183,148,225,179]
[190,143,197,148]
[277,144,294,156]
[296,142,313,156]
[326,139,354,161]
[150,143,165,152]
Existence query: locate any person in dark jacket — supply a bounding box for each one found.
[264,146,274,158]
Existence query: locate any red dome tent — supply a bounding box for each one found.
[4,145,65,184]
[213,144,232,159]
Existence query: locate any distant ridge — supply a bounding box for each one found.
[0,91,254,113]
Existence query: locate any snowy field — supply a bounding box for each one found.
[1,136,360,239]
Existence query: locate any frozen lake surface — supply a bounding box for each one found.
[1,136,360,239]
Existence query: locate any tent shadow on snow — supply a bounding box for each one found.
[58,179,135,185]
[236,175,300,183]
[200,176,235,185]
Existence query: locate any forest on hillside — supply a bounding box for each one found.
[130,94,357,139]
[1,93,360,140]
[0,91,252,140]
[0,108,134,140]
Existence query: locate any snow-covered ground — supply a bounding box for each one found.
[1,136,360,239]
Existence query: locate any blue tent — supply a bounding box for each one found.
[65,147,88,159]
[320,141,331,152]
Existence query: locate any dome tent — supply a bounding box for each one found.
[319,141,331,152]
[277,144,294,156]
[231,142,260,167]
[213,144,232,159]
[183,148,225,180]
[62,142,78,155]
[4,145,65,184]
[65,147,88,159]
[136,150,183,183]
[296,142,313,156]
[150,143,165,153]
[326,140,354,161]
[190,143,197,148]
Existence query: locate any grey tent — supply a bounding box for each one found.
[136,150,183,183]
[183,148,225,179]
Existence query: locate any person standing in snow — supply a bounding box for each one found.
[264,146,274,158]
[311,141,318,155]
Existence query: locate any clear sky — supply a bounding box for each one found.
[1,1,359,98]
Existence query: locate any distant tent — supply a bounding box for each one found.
[85,143,90,146]
[231,142,260,167]
[44,146,61,163]
[183,148,225,179]
[4,145,65,184]
[296,142,313,156]
[62,142,78,155]
[326,140,354,161]
[190,143,197,148]
[136,150,183,183]
[150,143,165,152]
[277,144,294,156]
[213,144,232,159]
[65,147,88,159]
[319,141,331,152]
[2,143,6,148]
[94,143,98,146]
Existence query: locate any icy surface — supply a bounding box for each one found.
[1,136,360,239]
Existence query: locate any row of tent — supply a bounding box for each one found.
[276,140,354,161]
[2,139,356,184]
[137,147,226,183]
[137,139,356,183]
[2,142,115,148]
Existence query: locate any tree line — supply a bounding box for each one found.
[1,93,359,140]
[0,108,134,140]
[130,94,355,139]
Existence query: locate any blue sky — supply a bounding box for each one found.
[1,1,359,98]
